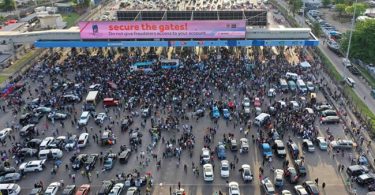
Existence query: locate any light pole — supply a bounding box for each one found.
[346,0,358,59]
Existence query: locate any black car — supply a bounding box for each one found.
[19,124,36,137]
[26,139,42,149]
[62,185,76,195]
[348,66,361,76]
[17,148,38,157]
[0,167,16,176]
[121,118,133,131]
[71,154,88,170]
[47,139,65,149]
[84,154,99,170]
[356,173,375,186]
[294,159,307,176]
[19,113,32,126]
[97,180,114,195]
[302,181,320,195]
[119,149,132,164]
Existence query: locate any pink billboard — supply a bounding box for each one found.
[79,20,246,39]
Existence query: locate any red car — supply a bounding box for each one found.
[253,97,261,107]
[103,98,119,107]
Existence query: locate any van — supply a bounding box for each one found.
[0,184,21,195]
[254,113,271,127]
[279,79,288,92]
[296,79,308,93]
[286,72,299,81]
[287,80,297,91]
[346,77,355,87]
[346,165,369,177]
[39,137,54,150]
[119,149,132,164]
[38,149,63,160]
[85,91,99,105]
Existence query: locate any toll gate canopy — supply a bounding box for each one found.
[116,10,268,26]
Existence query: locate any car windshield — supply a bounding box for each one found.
[222,166,228,171]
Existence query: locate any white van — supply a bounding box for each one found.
[39,137,54,150]
[286,72,299,81]
[77,133,89,148]
[38,149,63,160]
[254,113,271,126]
[346,77,356,87]
[296,79,308,93]
[0,184,21,195]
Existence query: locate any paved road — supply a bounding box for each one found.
[275,0,375,116]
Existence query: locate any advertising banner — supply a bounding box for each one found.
[79,20,246,39]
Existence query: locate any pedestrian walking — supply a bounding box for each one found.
[315,178,319,186]
[322,182,326,189]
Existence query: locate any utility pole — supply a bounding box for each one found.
[346,0,358,59]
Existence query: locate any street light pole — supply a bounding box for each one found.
[346,0,358,59]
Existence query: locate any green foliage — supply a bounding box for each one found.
[289,0,303,16]
[312,22,323,37]
[62,13,80,27]
[0,0,15,11]
[345,3,368,17]
[322,0,331,7]
[334,0,347,4]
[340,20,375,63]
[335,3,348,16]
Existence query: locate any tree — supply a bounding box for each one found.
[0,0,15,11]
[345,3,368,17]
[340,20,375,63]
[322,0,331,7]
[312,22,323,37]
[335,4,348,16]
[289,0,303,16]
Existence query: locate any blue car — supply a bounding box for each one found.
[212,106,220,119]
[103,157,113,170]
[261,143,273,158]
[223,109,230,119]
[216,143,226,160]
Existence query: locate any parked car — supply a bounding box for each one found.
[0,173,21,183]
[19,160,46,173]
[315,137,328,150]
[294,185,308,195]
[47,112,68,120]
[76,184,90,195]
[108,183,124,195]
[220,160,230,178]
[228,181,240,195]
[261,177,275,195]
[44,182,61,195]
[62,185,76,195]
[95,113,107,125]
[302,139,315,152]
[284,166,299,183]
[356,173,375,186]
[97,180,114,195]
[294,159,307,176]
[241,164,253,182]
[330,139,355,150]
[203,163,214,181]
[273,140,286,158]
[302,181,320,195]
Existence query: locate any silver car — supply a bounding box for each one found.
[0,173,21,183]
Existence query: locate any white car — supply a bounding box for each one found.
[281,190,292,195]
[228,181,240,195]
[294,185,308,195]
[203,164,214,181]
[77,133,89,148]
[78,111,90,126]
[45,182,61,195]
[241,164,253,182]
[19,159,46,172]
[302,139,315,152]
[0,128,12,141]
[239,138,249,153]
[95,112,107,124]
[274,169,284,187]
[261,177,275,195]
[242,97,251,108]
[201,148,211,164]
[316,137,328,150]
[220,160,230,178]
[108,183,124,195]
[289,101,299,110]
[267,88,276,97]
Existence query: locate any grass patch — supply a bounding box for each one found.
[62,13,80,28]
[0,75,8,84]
[356,65,375,89]
[2,51,36,75]
[343,85,375,128]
